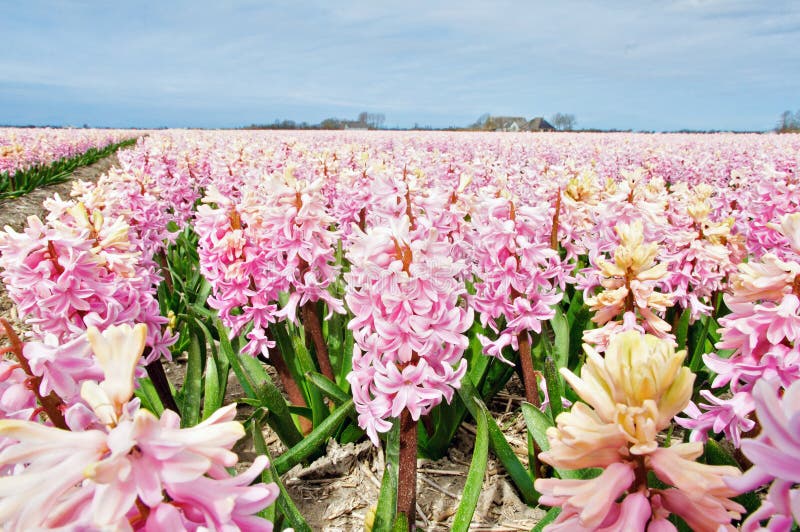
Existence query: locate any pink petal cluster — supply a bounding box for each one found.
[76,141,201,258]
[345,215,473,444]
[662,186,745,321]
[195,170,344,357]
[0,204,175,404]
[195,185,282,356]
[468,194,563,362]
[257,171,344,323]
[726,379,800,531]
[0,324,278,531]
[679,212,800,445]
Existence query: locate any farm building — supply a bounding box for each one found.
[528,117,556,131]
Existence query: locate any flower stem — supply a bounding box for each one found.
[518,332,539,407]
[518,331,541,479]
[268,341,312,434]
[397,408,418,530]
[550,188,562,251]
[0,318,68,429]
[155,250,173,293]
[633,455,648,492]
[301,302,335,381]
[144,354,180,413]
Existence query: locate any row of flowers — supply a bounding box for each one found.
[0,127,139,175]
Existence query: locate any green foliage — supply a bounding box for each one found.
[452,398,489,531]
[272,399,356,475]
[459,378,539,505]
[251,421,311,531]
[373,421,400,531]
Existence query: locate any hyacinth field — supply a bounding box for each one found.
[0,129,799,531]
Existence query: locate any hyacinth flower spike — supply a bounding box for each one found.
[346,213,473,529]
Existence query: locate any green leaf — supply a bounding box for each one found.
[478,355,517,400]
[458,378,538,505]
[543,357,564,420]
[421,394,468,460]
[270,321,329,427]
[336,323,355,391]
[466,322,491,383]
[287,405,314,418]
[180,327,204,427]
[216,319,255,396]
[134,377,164,416]
[239,354,305,446]
[251,421,311,532]
[452,398,489,531]
[193,318,229,420]
[202,350,221,418]
[373,421,399,532]
[423,322,497,460]
[550,306,570,370]
[689,315,713,372]
[215,319,302,447]
[306,370,351,405]
[566,300,592,367]
[391,513,409,532]
[674,308,691,351]
[522,401,552,450]
[337,422,364,445]
[272,399,355,475]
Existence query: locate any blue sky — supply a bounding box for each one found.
[2,1,798,131]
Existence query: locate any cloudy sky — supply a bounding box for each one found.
[2,1,798,131]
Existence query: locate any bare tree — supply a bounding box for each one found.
[551,113,577,131]
[355,112,386,129]
[777,110,800,132]
[470,113,491,129]
[368,113,385,129]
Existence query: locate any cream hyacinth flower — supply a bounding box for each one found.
[584,221,675,347]
[536,331,742,531]
[80,323,147,426]
[552,331,694,458]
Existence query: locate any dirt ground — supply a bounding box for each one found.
[0,153,546,531]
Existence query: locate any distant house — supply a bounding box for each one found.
[488,116,529,132]
[529,117,556,132]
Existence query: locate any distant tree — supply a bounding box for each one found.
[368,113,385,129]
[777,110,800,132]
[320,118,343,129]
[470,113,491,129]
[356,112,385,129]
[551,113,577,131]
